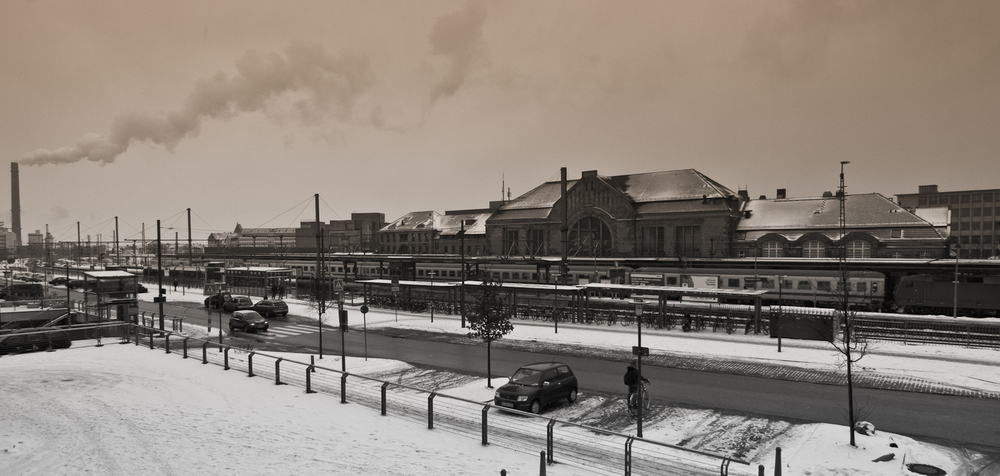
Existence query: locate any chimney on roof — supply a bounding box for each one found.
[776,189,786,199]
[737,188,748,200]
[582,170,597,179]
[918,184,938,194]
[743,210,752,219]
[822,191,834,198]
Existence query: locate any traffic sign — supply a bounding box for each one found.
[632,346,649,356]
[333,279,344,292]
[360,304,369,314]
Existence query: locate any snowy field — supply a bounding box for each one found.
[1,284,998,474]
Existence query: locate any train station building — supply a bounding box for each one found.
[485,169,744,258]
[733,192,949,259]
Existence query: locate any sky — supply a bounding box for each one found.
[2,1,999,245]
[3,283,997,474]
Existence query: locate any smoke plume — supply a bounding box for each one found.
[428,2,488,106]
[21,42,373,166]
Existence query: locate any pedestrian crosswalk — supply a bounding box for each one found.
[267,324,319,338]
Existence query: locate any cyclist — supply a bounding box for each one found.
[624,360,649,408]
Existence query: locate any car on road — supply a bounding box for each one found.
[251,299,288,318]
[0,328,72,355]
[494,362,578,414]
[204,292,233,309]
[49,277,70,286]
[222,296,254,312]
[229,310,269,333]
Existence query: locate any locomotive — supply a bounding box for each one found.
[894,274,1000,317]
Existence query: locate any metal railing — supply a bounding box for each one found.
[130,323,752,476]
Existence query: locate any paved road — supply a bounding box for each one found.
[137,297,1000,450]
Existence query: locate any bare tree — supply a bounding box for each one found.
[829,284,871,447]
[467,276,514,388]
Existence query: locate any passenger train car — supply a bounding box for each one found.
[628,267,886,310]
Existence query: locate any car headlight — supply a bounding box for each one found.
[494,390,500,398]
[517,396,528,402]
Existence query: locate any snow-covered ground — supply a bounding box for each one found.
[2,283,998,475]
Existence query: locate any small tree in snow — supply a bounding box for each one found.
[467,276,513,388]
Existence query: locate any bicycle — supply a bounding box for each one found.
[627,381,651,417]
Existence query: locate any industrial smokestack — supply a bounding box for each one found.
[11,162,21,246]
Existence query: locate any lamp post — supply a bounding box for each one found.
[776,275,787,352]
[953,244,960,318]
[428,271,436,323]
[633,298,645,438]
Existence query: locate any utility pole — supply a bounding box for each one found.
[157,220,165,331]
[315,194,324,358]
[115,216,120,265]
[77,222,81,267]
[839,160,856,447]
[187,208,193,265]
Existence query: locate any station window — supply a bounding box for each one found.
[728,278,740,287]
[962,194,971,203]
[762,241,783,258]
[666,277,678,286]
[847,240,872,258]
[803,240,825,258]
[817,281,831,291]
[797,280,812,290]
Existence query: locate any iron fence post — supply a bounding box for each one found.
[202,341,208,364]
[306,365,316,393]
[275,358,285,385]
[547,419,556,464]
[381,382,389,415]
[247,352,255,377]
[182,337,189,359]
[481,405,489,446]
[625,436,634,476]
[164,334,170,354]
[427,392,436,429]
[224,347,230,370]
[340,373,348,403]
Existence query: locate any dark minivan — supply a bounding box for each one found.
[494,362,578,414]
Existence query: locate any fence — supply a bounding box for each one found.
[128,323,752,476]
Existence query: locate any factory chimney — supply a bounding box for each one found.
[11,162,21,246]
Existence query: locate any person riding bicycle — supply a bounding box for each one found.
[624,360,650,405]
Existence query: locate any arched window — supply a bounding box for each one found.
[569,217,612,256]
[803,240,825,258]
[847,240,871,258]
[762,241,783,257]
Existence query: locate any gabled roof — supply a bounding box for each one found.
[737,193,940,232]
[438,213,491,236]
[380,211,440,232]
[491,169,737,222]
[611,169,736,202]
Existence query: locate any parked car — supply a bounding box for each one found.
[251,299,288,318]
[204,292,233,309]
[494,362,578,414]
[67,279,86,290]
[229,310,269,333]
[222,296,254,313]
[0,329,72,355]
[49,277,70,286]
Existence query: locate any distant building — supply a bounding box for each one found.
[0,227,16,251]
[234,224,297,249]
[207,232,237,248]
[486,169,744,258]
[895,185,1000,258]
[734,192,949,259]
[297,213,385,253]
[377,211,440,255]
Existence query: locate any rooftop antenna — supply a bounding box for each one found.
[502,174,505,202]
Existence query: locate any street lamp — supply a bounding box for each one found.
[428,271,436,323]
[633,298,646,438]
[953,244,960,318]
